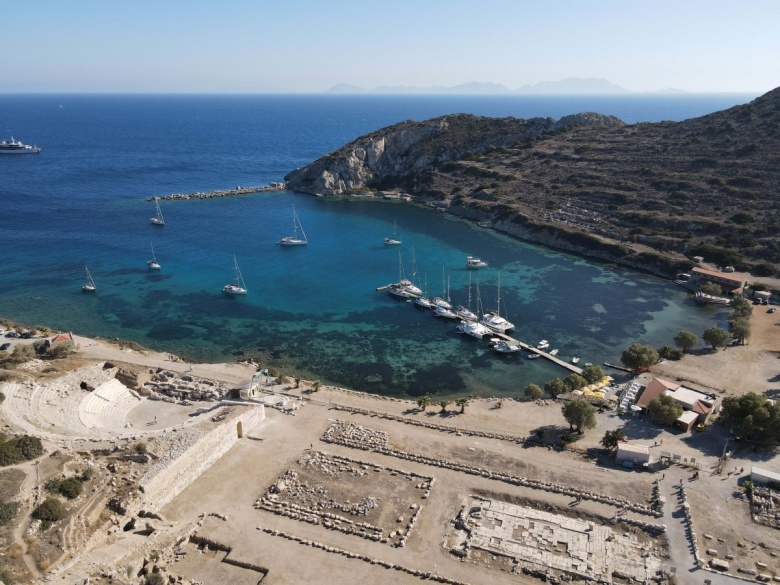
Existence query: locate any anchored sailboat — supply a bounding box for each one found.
[384,220,402,246]
[480,272,515,333]
[277,207,307,246]
[147,243,161,270]
[223,255,248,295]
[82,266,96,292]
[150,198,165,226]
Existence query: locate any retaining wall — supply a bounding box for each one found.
[139,405,265,511]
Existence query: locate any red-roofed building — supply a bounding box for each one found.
[633,376,716,426]
[51,332,74,345]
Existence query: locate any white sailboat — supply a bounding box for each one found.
[432,267,452,310]
[147,243,161,270]
[456,279,492,337]
[455,272,478,322]
[480,272,515,333]
[434,275,458,319]
[150,198,165,226]
[384,220,402,246]
[223,255,248,295]
[82,266,96,292]
[387,250,422,299]
[277,206,307,246]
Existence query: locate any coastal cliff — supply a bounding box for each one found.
[286,88,780,277]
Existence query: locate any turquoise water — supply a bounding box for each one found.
[1,94,741,398]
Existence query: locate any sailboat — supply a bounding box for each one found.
[384,220,402,246]
[455,272,478,322]
[147,243,161,270]
[414,272,433,309]
[456,279,492,338]
[434,275,458,319]
[277,206,307,246]
[82,266,96,292]
[432,267,452,310]
[480,272,515,333]
[223,255,248,295]
[150,198,165,226]
[387,249,422,299]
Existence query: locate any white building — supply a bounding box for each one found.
[616,443,652,466]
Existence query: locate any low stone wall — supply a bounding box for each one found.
[139,405,265,511]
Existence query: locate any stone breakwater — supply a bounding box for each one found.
[258,526,472,585]
[147,182,286,202]
[323,420,662,522]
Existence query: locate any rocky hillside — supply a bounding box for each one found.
[286,88,780,277]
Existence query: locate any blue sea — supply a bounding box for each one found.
[0,93,754,398]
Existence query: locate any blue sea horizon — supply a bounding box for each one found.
[0,94,741,398]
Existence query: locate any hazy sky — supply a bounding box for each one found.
[3,0,778,93]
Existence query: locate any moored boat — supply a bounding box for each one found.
[147,243,161,270]
[82,266,96,292]
[150,198,165,226]
[537,340,549,349]
[384,220,402,246]
[494,341,522,354]
[480,273,514,333]
[456,320,492,339]
[223,255,248,295]
[277,206,307,246]
[466,256,488,269]
[549,349,559,356]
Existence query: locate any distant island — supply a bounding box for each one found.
[287,87,780,280]
[325,77,686,95]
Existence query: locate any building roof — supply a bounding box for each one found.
[676,410,699,425]
[666,386,714,410]
[51,332,74,344]
[691,267,745,286]
[751,466,780,484]
[636,377,679,408]
[617,443,650,456]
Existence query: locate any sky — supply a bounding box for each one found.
[2,0,779,93]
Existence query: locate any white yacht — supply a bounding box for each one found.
[480,273,515,333]
[150,198,165,226]
[571,357,580,364]
[387,250,421,299]
[494,341,522,354]
[433,304,459,319]
[147,243,161,270]
[456,320,492,339]
[537,340,549,349]
[466,256,488,269]
[0,137,41,154]
[223,255,248,295]
[549,349,559,356]
[277,206,307,246]
[432,268,452,310]
[82,266,96,292]
[414,272,433,309]
[455,272,478,321]
[383,220,402,246]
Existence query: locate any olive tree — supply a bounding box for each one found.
[524,384,543,400]
[621,343,659,371]
[702,326,730,350]
[561,399,597,434]
[673,330,698,353]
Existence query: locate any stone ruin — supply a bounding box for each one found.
[751,485,780,529]
[448,496,665,584]
[140,369,228,404]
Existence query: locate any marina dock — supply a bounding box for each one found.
[493,332,584,374]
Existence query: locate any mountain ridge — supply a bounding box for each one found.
[287,87,780,278]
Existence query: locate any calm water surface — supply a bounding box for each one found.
[0,94,746,397]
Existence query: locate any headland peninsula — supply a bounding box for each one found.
[286,87,780,282]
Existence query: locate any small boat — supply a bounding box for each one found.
[549,349,559,356]
[494,341,522,354]
[147,243,161,270]
[432,268,452,310]
[571,357,580,364]
[488,337,502,347]
[0,137,41,154]
[384,220,402,246]
[277,206,307,246]
[223,255,248,295]
[82,266,96,292]
[466,256,488,269]
[537,340,549,349]
[150,198,165,226]
[527,353,541,359]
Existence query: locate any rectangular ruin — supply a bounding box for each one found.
[448,496,664,583]
[256,451,432,547]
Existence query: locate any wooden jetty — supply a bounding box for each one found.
[603,362,633,373]
[494,332,583,375]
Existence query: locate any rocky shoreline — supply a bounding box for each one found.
[147,182,286,202]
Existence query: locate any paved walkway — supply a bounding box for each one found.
[659,470,748,585]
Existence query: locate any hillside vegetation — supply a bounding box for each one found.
[286,88,780,277]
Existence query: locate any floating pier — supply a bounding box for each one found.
[493,332,583,374]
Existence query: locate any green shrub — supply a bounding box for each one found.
[145,571,165,585]
[0,501,20,527]
[45,477,83,500]
[0,435,44,467]
[32,498,65,530]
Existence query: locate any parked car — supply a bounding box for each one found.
[768,307,777,313]
[5,331,17,338]
[0,343,10,351]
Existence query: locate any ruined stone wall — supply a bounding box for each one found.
[139,405,265,511]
